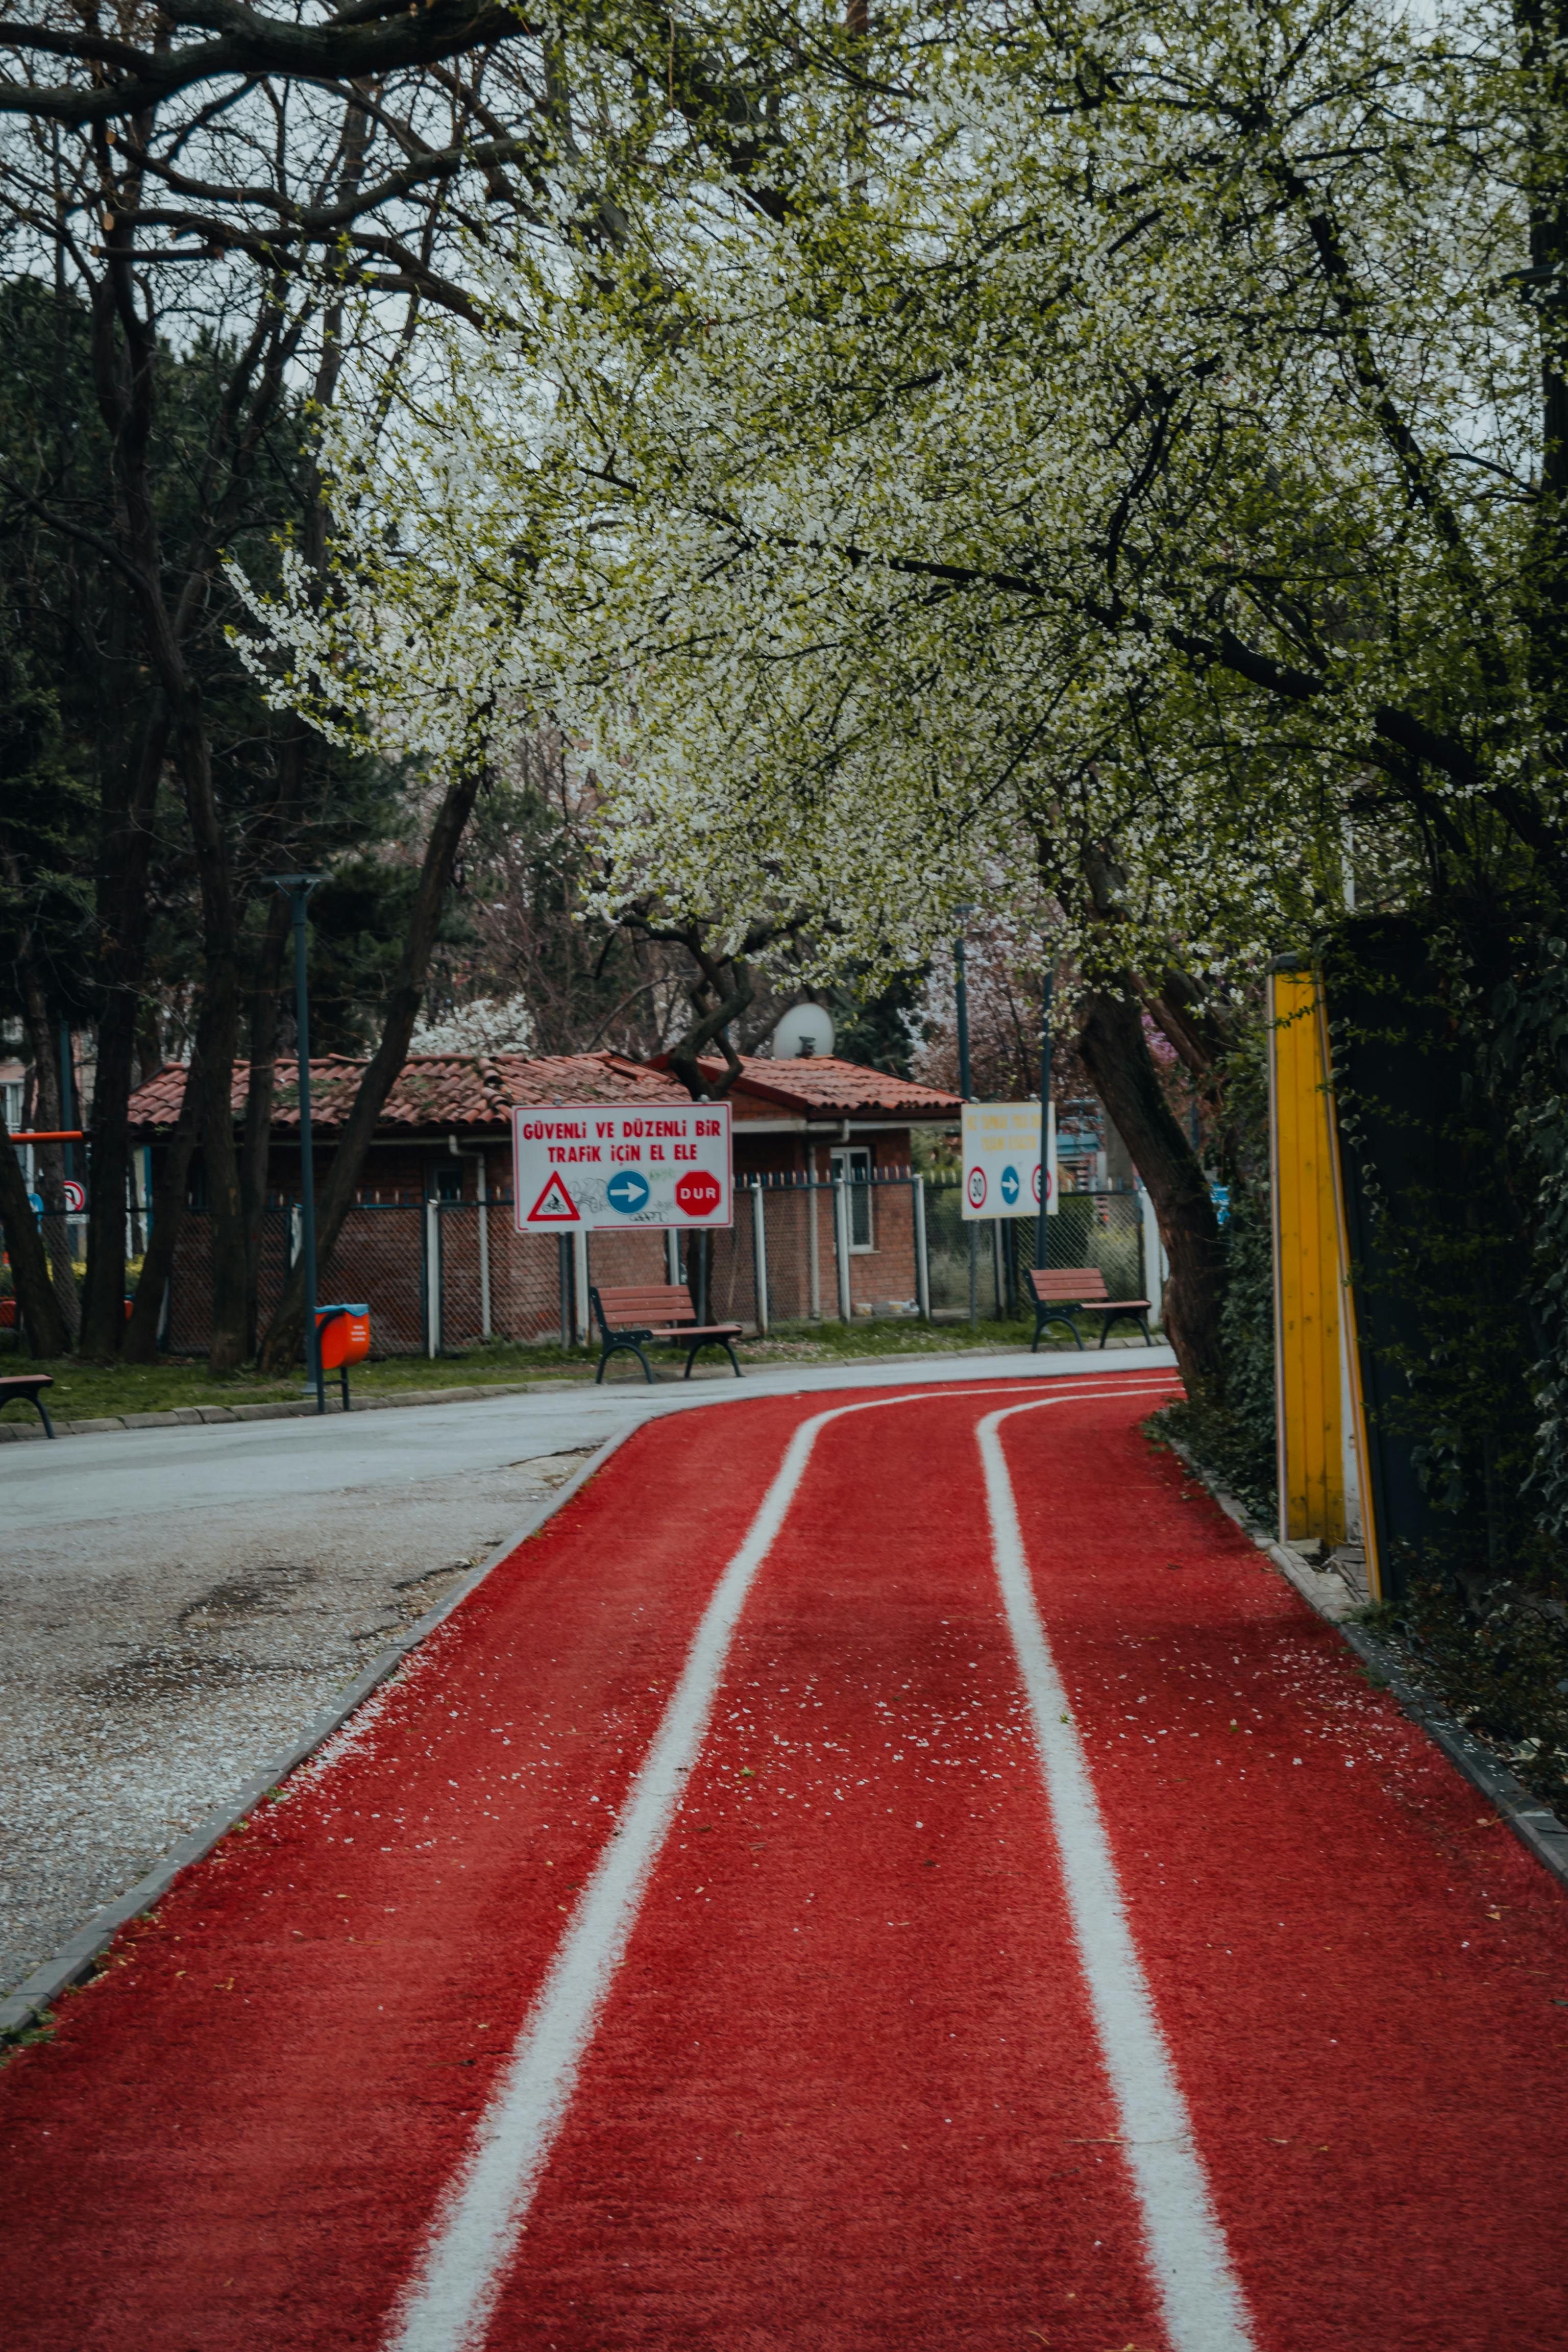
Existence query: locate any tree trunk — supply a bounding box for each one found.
[80,704,170,1355]
[0,1106,70,1359]
[258,767,484,1374]
[241,888,293,1355]
[86,238,292,1375]
[176,700,250,1373]
[13,939,81,1346]
[1075,982,1226,1388]
[123,1050,205,1364]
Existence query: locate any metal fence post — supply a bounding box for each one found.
[913,1173,930,1321]
[807,1173,822,1320]
[1140,1184,1164,1327]
[425,1199,440,1357]
[834,1171,852,1321]
[477,1158,493,1340]
[751,1181,769,1335]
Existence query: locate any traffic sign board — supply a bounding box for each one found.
[527,1170,580,1222]
[961,1102,1057,1221]
[675,1168,722,1218]
[606,1168,651,1215]
[513,1102,732,1231]
[63,1179,86,1214]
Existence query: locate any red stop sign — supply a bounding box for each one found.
[675,1168,723,1218]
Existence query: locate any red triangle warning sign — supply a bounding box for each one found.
[526,1170,580,1223]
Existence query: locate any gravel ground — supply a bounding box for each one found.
[0,1448,591,1999]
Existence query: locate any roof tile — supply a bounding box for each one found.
[701,1054,960,1119]
[127,1052,689,1138]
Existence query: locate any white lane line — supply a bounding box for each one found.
[386,1371,1175,2352]
[978,1401,1256,2352]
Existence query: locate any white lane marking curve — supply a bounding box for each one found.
[979,1399,1256,2352]
[386,1371,1176,2352]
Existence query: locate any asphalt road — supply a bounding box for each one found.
[2,1345,1173,1534]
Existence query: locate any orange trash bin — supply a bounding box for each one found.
[316,1303,371,1408]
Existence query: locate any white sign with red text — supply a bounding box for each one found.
[512,1101,732,1231]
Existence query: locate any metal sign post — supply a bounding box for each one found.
[1036,967,1055,1269]
[955,918,976,1328]
[266,873,325,1411]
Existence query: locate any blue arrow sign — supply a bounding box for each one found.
[606,1168,652,1215]
[1000,1163,1020,1207]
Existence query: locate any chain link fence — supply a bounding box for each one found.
[162,1177,1159,1356]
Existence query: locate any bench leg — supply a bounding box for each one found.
[679,1338,744,1381]
[33,1395,55,1438]
[1033,1311,1082,1352]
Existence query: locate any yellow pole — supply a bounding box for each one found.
[1268,965,1344,1548]
[1317,993,1384,1604]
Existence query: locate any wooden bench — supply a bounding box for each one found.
[591,1284,745,1384]
[0,1373,55,1436]
[1029,1267,1153,1352]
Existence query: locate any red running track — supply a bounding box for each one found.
[3,1374,1566,2351]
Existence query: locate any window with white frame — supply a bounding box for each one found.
[830,1146,874,1250]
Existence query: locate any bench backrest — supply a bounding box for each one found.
[593,1283,696,1331]
[1029,1267,1111,1304]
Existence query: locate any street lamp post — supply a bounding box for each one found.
[954,911,977,1329]
[267,874,325,1413]
[1037,964,1055,1272]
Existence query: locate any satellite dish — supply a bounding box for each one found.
[771,1003,836,1060]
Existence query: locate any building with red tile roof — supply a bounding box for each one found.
[125,1051,689,1145]
[125,1048,960,1354]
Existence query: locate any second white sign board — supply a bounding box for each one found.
[512,1101,732,1231]
[961,1101,1057,1220]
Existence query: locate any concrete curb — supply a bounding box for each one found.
[1333,1623,1568,1891]
[0,1339,1168,1444]
[1161,1430,1568,1899]
[0,1424,636,2046]
[0,1379,565,1438]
